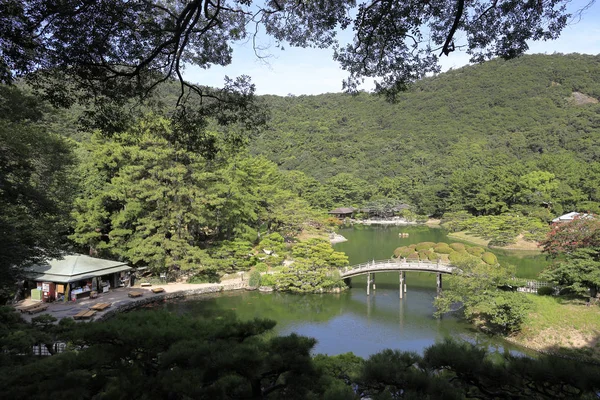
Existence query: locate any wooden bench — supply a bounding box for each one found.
[140,282,152,287]
[89,302,111,311]
[151,287,165,294]
[26,303,50,315]
[73,310,96,320]
[18,303,44,313]
[128,291,143,298]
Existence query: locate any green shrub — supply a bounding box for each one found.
[418,251,431,261]
[249,271,261,288]
[481,252,498,265]
[537,286,555,296]
[449,243,465,251]
[434,244,452,254]
[466,246,485,256]
[254,262,268,272]
[415,242,436,251]
[408,244,416,249]
[394,246,414,258]
[415,214,429,223]
[427,252,439,261]
[407,252,419,260]
[448,251,469,262]
[260,274,276,287]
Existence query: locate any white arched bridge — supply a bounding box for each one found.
[340,259,456,298]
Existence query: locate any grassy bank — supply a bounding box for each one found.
[447,231,490,246]
[510,295,600,362]
[448,232,540,251]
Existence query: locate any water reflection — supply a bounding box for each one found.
[161,225,539,358]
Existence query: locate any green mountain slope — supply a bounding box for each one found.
[251,54,600,215]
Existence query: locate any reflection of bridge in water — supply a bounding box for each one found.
[340,259,456,298]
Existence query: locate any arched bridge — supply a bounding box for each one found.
[340,259,456,298]
[340,259,455,278]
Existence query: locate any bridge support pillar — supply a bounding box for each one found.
[399,271,404,299]
[436,273,442,293]
[372,273,376,290]
[367,273,371,296]
[403,272,407,294]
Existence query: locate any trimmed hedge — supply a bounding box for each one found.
[434,244,452,254]
[249,271,261,287]
[449,243,465,251]
[466,246,485,256]
[415,242,436,251]
[407,252,419,260]
[448,251,470,262]
[394,246,414,258]
[482,252,498,265]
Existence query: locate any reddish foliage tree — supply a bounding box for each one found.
[540,215,600,257]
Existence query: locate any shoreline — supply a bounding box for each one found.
[15,278,249,323]
[351,218,419,226]
[97,280,248,321]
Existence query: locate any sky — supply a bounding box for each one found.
[184,1,600,96]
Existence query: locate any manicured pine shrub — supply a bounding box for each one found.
[260,274,276,287]
[254,262,268,272]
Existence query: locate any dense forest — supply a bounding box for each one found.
[3,53,600,292]
[252,54,600,217]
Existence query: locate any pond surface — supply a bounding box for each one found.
[163,225,545,358]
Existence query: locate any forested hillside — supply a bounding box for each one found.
[253,54,600,216]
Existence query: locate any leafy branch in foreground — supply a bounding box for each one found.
[2,0,584,107]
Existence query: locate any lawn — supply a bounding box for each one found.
[511,294,600,361]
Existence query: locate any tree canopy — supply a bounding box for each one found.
[1,0,586,118]
[540,216,600,298]
[0,86,77,296]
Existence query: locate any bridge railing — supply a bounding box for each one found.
[341,259,454,275]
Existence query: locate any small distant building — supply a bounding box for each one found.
[392,204,411,213]
[551,212,591,223]
[25,254,131,302]
[328,207,356,218]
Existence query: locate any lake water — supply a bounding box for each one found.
[163,225,546,357]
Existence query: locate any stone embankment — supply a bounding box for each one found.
[97,280,248,321]
[15,279,248,323]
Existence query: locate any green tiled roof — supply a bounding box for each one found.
[27,254,131,283]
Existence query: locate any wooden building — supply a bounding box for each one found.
[25,254,131,302]
[328,207,356,219]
